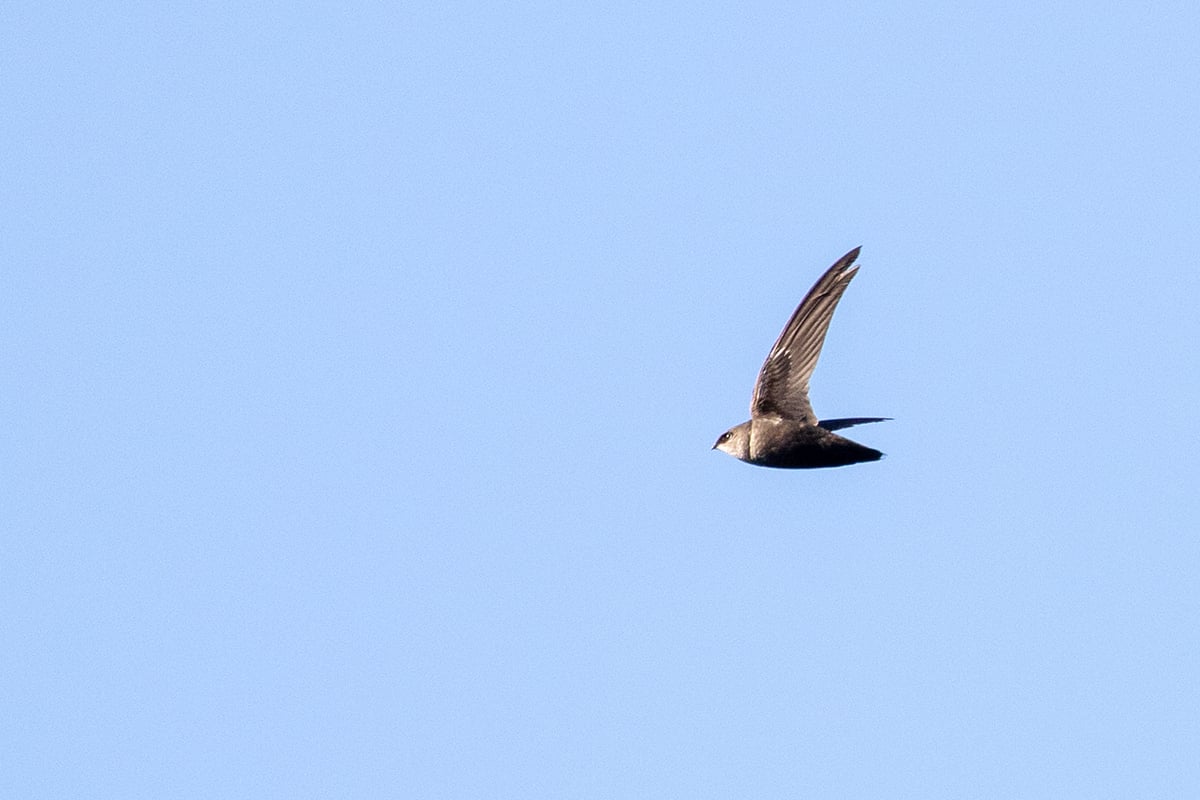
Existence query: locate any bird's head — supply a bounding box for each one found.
[712,422,751,461]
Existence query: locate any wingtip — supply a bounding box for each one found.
[835,246,862,270]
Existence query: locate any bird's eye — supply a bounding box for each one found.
[720,433,730,442]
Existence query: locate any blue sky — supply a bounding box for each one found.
[5,3,1200,797]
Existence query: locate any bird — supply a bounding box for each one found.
[713,247,889,469]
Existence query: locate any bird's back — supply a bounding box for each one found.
[750,419,883,469]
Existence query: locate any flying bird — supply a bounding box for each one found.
[713,247,889,469]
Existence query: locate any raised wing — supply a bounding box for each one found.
[750,247,862,423]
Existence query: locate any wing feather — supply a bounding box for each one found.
[750,247,862,422]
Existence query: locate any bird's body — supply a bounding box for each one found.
[713,247,888,469]
[715,418,883,469]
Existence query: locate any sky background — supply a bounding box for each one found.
[5,2,1200,798]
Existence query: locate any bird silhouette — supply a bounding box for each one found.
[713,247,889,468]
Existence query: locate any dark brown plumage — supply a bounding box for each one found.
[713,247,889,469]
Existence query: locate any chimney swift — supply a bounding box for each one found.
[713,247,889,469]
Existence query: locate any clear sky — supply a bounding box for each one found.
[6,3,1200,798]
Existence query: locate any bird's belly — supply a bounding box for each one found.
[751,423,882,469]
